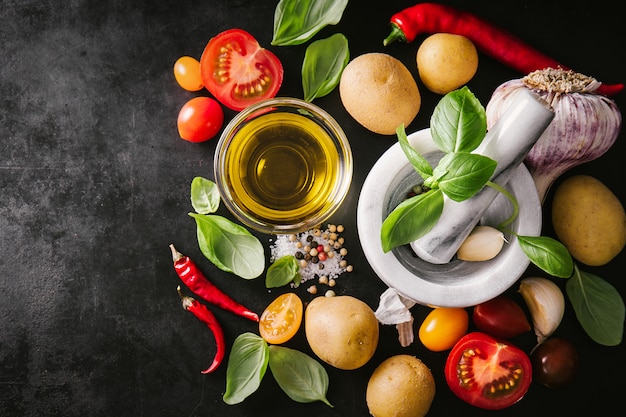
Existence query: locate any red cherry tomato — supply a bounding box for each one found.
[177,97,224,142]
[174,56,204,91]
[531,337,579,389]
[472,295,531,339]
[445,332,532,410]
[200,28,283,111]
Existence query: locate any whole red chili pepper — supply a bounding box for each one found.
[177,286,225,374]
[170,244,259,322]
[383,2,623,96]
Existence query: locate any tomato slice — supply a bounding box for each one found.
[445,332,532,410]
[200,28,283,111]
[259,293,303,344]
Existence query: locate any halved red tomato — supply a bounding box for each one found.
[200,28,283,111]
[445,332,532,410]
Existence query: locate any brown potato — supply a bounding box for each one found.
[551,175,626,266]
[366,355,436,417]
[339,53,421,135]
[416,33,479,94]
[304,295,379,370]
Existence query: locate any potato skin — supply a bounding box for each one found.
[366,355,436,417]
[304,295,379,370]
[551,175,626,266]
[339,53,421,135]
[416,33,478,94]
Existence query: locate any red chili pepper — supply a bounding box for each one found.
[177,286,225,374]
[169,244,259,322]
[384,2,623,96]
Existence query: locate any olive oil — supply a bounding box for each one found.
[224,111,341,226]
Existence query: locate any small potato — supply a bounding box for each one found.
[416,33,479,94]
[366,355,435,417]
[551,175,626,266]
[304,295,379,370]
[339,53,421,135]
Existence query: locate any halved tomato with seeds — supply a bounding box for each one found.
[259,293,303,345]
[445,332,532,410]
[200,28,283,111]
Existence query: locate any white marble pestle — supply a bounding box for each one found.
[410,89,555,264]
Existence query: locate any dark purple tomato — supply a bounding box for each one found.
[531,337,579,389]
[472,295,531,339]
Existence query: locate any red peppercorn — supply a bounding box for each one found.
[318,251,328,262]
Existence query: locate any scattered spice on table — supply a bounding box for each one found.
[270,224,353,286]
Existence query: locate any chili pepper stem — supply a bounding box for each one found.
[170,243,184,263]
[383,23,406,46]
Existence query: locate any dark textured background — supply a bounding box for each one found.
[1,1,624,416]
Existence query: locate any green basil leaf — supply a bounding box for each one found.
[190,176,220,214]
[397,124,433,180]
[190,213,265,279]
[302,33,349,101]
[517,235,574,278]
[223,333,270,405]
[272,0,349,46]
[268,345,333,407]
[566,267,625,346]
[434,153,496,202]
[266,255,301,288]
[430,86,486,154]
[381,189,444,252]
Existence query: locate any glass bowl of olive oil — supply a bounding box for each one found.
[214,98,353,234]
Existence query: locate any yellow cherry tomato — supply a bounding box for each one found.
[419,307,469,352]
[174,56,204,91]
[259,293,303,344]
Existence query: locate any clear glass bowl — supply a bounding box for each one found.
[214,98,353,234]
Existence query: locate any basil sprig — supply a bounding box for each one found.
[272,0,349,46]
[302,33,349,102]
[189,177,265,279]
[224,333,333,407]
[381,87,495,251]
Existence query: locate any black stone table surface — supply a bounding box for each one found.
[1,1,624,416]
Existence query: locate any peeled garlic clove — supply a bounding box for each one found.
[519,277,565,345]
[457,225,506,261]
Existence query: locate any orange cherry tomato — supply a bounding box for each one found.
[259,293,303,344]
[419,307,469,352]
[177,96,224,142]
[174,56,204,91]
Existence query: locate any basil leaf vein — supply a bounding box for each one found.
[430,86,486,154]
[381,189,444,252]
[272,0,349,46]
[566,267,625,346]
[302,33,349,101]
[190,213,265,279]
[517,235,574,278]
[266,255,301,288]
[191,176,220,214]
[435,153,496,202]
[223,333,270,405]
[268,345,333,407]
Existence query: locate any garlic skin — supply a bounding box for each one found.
[486,69,622,203]
[519,277,565,345]
[457,225,506,261]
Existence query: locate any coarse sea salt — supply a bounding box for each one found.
[269,226,351,284]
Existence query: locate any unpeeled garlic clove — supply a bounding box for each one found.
[519,277,565,345]
[457,225,506,261]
